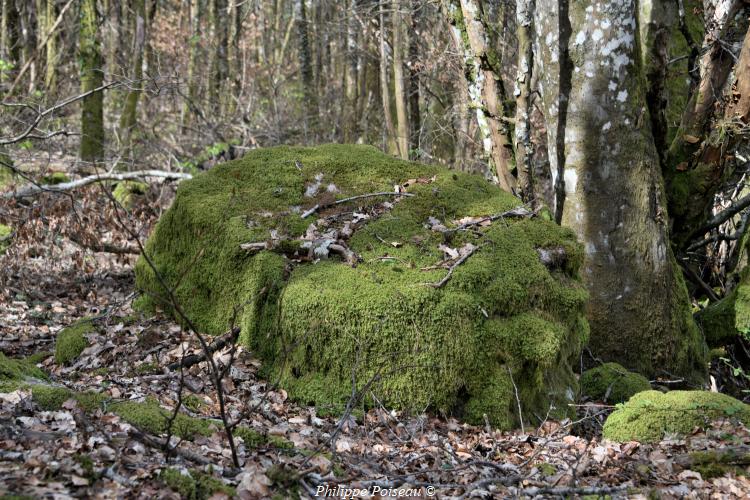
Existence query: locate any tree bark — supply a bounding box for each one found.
[119,0,146,154]
[393,0,410,159]
[182,0,203,127]
[379,0,398,155]
[514,0,534,203]
[209,0,228,110]
[79,0,105,163]
[407,0,421,158]
[295,0,318,138]
[533,0,706,380]
[443,0,515,193]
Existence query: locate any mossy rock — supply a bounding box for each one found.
[113,180,148,208]
[603,390,750,442]
[55,320,96,365]
[580,362,651,404]
[136,144,589,429]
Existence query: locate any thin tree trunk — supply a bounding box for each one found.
[514,0,534,203]
[443,0,515,192]
[407,0,420,158]
[79,0,105,163]
[344,0,359,142]
[183,0,203,127]
[210,0,228,109]
[533,0,706,380]
[379,0,398,155]
[119,0,146,154]
[43,0,56,90]
[393,0,409,159]
[295,0,317,139]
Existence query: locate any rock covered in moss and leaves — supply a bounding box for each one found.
[603,390,750,442]
[55,320,96,365]
[580,362,651,404]
[136,144,589,429]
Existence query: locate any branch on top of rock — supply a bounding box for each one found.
[301,191,415,219]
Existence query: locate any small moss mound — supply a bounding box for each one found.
[161,467,235,500]
[41,172,70,185]
[111,397,215,439]
[55,320,96,365]
[113,181,147,208]
[603,390,750,442]
[0,224,12,253]
[136,144,589,429]
[580,362,651,404]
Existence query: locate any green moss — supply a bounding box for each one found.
[603,390,750,442]
[688,450,750,479]
[41,172,69,185]
[74,453,97,480]
[113,181,147,208]
[111,397,214,439]
[235,426,266,448]
[55,320,96,366]
[182,394,205,412]
[0,352,48,381]
[0,224,12,253]
[31,385,75,410]
[581,363,652,404]
[136,144,589,429]
[161,467,235,500]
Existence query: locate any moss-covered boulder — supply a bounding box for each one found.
[696,268,750,346]
[603,390,750,442]
[135,144,589,429]
[55,320,96,365]
[580,362,651,404]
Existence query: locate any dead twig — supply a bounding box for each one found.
[301,192,414,219]
[424,244,482,288]
[166,326,244,372]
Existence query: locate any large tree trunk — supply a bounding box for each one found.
[533,0,706,380]
[79,0,105,163]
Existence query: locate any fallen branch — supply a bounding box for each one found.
[446,206,533,233]
[424,244,482,288]
[67,233,140,255]
[301,192,414,219]
[167,326,243,372]
[4,170,192,199]
[692,192,750,238]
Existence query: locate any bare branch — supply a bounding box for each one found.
[4,170,192,199]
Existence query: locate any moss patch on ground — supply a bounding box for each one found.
[160,467,235,500]
[110,397,215,439]
[603,390,750,442]
[136,144,589,429]
[0,352,48,382]
[55,320,96,365]
[581,362,651,404]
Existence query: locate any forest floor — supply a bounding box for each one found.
[1,181,749,499]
